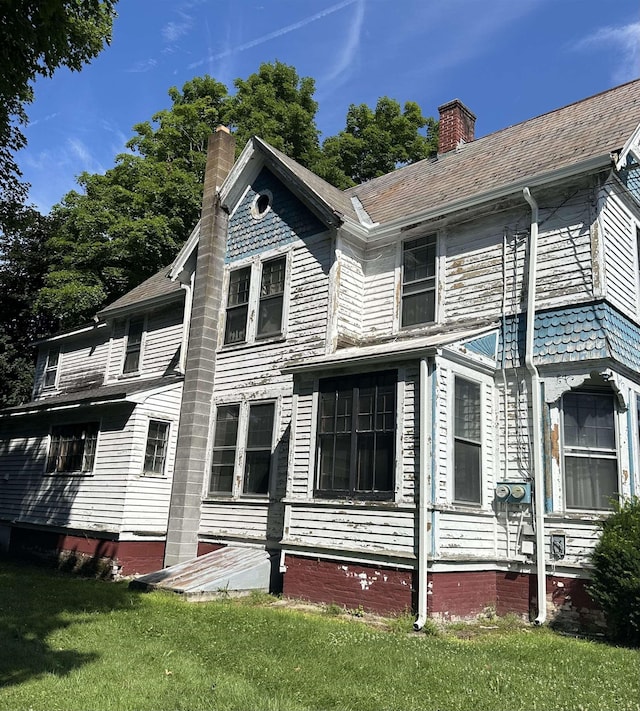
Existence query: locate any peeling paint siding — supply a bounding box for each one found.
[290,380,315,499]
[107,319,127,381]
[142,305,184,374]
[284,505,416,556]
[497,374,532,481]
[121,385,182,531]
[336,241,364,343]
[438,513,496,557]
[601,187,639,319]
[362,246,396,338]
[401,366,418,501]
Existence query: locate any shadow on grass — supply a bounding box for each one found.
[0,555,143,688]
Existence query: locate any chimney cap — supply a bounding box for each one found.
[437,99,476,120]
[215,125,231,134]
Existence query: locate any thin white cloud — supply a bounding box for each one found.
[323,0,365,83]
[188,0,359,69]
[162,10,193,43]
[67,138,104,174]
[126,58,158,73]
[572,22,640,84]
[25,112,60,130]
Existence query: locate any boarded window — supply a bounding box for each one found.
[143,420,169,475]
[316,371,396,498]
[563,391,618,510]
[257,257,285,338]
[401,234,436,327]
[224,267,251,344]
[46,422,99,474]
[454,376,482,503]
[123,317,145,374]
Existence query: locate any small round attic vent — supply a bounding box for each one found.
[251,190,272,219]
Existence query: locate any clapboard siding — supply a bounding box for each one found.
[438,511,497,558]
[199,502,270,540]
[601,186,639,319]
[362,246,396,338]
[336,241,364,343]
[285,504,415,556]
[121,384,183,531]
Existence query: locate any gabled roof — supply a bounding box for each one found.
[348,79,640,226]
[97,265,184,319]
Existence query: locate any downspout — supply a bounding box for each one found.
[178,271,195,374]
[414,356,432,630]
[523,187,547,626]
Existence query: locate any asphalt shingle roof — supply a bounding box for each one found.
[98,265,183,318]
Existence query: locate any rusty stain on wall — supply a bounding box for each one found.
[550,423,560,464]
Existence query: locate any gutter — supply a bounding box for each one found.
[523,187,547,626]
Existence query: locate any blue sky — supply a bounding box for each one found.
[17,0,640,213]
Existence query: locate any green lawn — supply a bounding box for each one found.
[0,559,638,711]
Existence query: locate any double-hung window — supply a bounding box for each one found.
[563,391,618,510]
[224,267,251,344]
[209,402,276,496]
[401,234,436,328]
[143,420,170,475]
[257,257,286,338]
[123,317,144,374]
[453,376,482,504]
[44,346,60,388]
[46,422,99,474]
[316,371,396,498]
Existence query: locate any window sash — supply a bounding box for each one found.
[401,235,436,327]
[44,347,60,388]
[123,318,144,374]
[453,377,482,504]
[210,405,239,493]
[316,372,396,498]
[243,402,275,495]
[224,267,251,344]
[46,423,99,474]
[257,257,286,338]
[563,391,618,510]
[143,421,169,475]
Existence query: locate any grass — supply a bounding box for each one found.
[0,559,639,711]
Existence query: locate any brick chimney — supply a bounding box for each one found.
[437,100,476,154]
[165,126,235,567]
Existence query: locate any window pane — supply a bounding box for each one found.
[210,406,239,493]
[244,450,271,494]
[401,235,436,328]
[455,378,481,442]
[260,258,285,297]
[563,392,615,449]
[144,421,169,474]
[403,236,436,282]
[257,295,283,337]
[401,290,435,327]
[227,267,251,306]
[214,406,239,447]
[224,305,248,344]
[454,440,481,503]
[210,450,235,493]
[47,423,98,474]
[565,455,618,509]
[247,404,274,448]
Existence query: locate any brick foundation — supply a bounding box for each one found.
[283,554,602,627]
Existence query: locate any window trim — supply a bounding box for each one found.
[314,370,397,501]
[561,389,620,511]
[207,399,278,499]
[122,315,146,375]
[142,419,171,477]
[452,374,483,505]
[43,346,60,389]
[45,421,100,476]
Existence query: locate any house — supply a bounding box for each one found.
[2,80,640,626]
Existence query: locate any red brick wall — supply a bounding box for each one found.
[428,571,497,617]
[496,571,534,616]
[283,554,413,614]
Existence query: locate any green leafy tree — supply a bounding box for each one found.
[0,0,117,215]
[0,208,56,405]
[589,497,640,646]
[314,97,438,188]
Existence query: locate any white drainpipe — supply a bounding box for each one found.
[414,356,431,630]
[523,187,547,626]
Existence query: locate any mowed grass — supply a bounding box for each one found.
[0,560,638,711]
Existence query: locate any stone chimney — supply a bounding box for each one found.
[165,126,235,567]
[437,100,476,154]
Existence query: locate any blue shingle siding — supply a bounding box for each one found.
[499,301,640,370]
[227,168,325,262]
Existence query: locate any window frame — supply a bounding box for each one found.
[122,316,146,375]
[43,346,60,389]
[222,251,290,347]
[45,421,100,475]
[561,389,619,511]
[400,233,438,329]
[452,375,483,505]
[142,419,171,476]
[208,400,277,498]
[314,370,397,501]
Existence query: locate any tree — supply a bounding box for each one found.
[0,208,55,405]
[0,0,117,213]
[313,97,438,188]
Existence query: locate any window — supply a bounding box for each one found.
[44,346,60,388]
[123,317,145,374]
[453,377,482,504]
[401,234,436,328]
[563,391,618,510]
[46,422,99,474]
[209,402,275,496]
[316,371,396,498]
[143,420,169,475]
[244,403,275,494]
[224,267,251,344]
[257,257,285,338]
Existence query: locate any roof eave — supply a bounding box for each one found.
[97,289,184,321]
